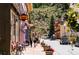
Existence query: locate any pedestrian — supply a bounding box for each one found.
[20,20,29,46]
[24,20,30,46]
[32,32,40,47]
[31,32,36,47]
[25,20,34,47]
[35,32,40,43]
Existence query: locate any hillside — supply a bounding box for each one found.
[30,3,69,36]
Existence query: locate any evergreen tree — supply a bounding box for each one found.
[48,15,55,38]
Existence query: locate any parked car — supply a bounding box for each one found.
[75,37,79,47]
[60,35,70,45]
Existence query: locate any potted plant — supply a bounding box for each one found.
[75,36,79,47]
[69,33,76,44]
[45,46,54,55]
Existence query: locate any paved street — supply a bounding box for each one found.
[22,43,46,55]
[19,38,79,55]
[42,39,79,55]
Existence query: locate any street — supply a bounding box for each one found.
[20,38,79,55]
[0,3,79,55]
[42,39,79,55]
[21,43,46,55]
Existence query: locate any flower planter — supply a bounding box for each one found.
[43,46,50,51]
[45,51,53,55]
[41,42,45,47]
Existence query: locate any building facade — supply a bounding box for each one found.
[0,3,28,55]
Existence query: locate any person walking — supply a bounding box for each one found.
[32,32,40,47]
[25,20,34,47]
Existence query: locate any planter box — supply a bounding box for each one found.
[41,43,45,47]
[45,51,53,55]
[43,46,50,51]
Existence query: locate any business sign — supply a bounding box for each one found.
[20,14,28,21]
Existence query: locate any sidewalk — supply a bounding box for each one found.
[22,44,46,55]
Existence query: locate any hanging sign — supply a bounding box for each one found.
[20,14,28,21]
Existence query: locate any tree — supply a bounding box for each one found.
[30,3,70,36]
[48,15,55,38]
[66,10,79,32]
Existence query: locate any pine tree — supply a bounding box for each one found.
[48,15,55,38]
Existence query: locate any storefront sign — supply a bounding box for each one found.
[20,14,28,21]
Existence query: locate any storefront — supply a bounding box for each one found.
[0,3,23,55]
[10,7,20,54]
[0,3,31,55]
